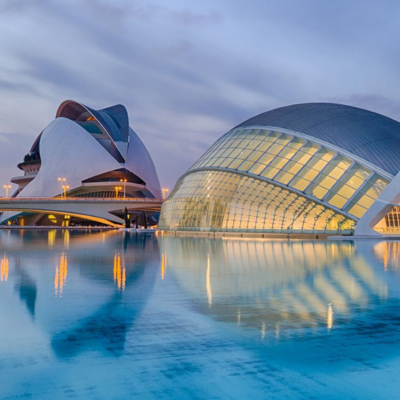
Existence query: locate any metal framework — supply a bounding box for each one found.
[160,126,391,234]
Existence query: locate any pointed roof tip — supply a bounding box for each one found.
[55,100,129,144]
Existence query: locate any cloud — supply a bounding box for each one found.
[326,94,400,121]
[171,10,222,26]
[0,0,399,189]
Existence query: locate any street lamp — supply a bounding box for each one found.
[162,187,170,200]
[61,185,70,198]
[3,184,11,198]
[120,178,127,198]
[115,186,122,198]
[58,177,67,198]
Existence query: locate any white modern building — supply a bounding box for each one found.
[1,100,161,226]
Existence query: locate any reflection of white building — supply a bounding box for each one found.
[160,103,400,236]
[2,101,161,226]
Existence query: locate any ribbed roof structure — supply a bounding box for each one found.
[237,103,400,176]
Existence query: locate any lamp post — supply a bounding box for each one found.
[162,187,170,200]
[61,185,70,198]
[3,184,11,198]
[115,186,122,198]
[58,177,67,198]
[120,178,127,198]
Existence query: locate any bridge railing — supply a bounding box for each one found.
[0,197,164,202]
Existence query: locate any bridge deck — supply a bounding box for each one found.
[0,197,164,227]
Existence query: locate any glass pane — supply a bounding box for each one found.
[228,148,242,158]
[276,134,292,146]
[247,140,262,150]
[327,194,348,209]
[313,175,337,190]
[282,160,303,175]
[298,167,319,181]
[261,166,280,180]
[306,157,330,172]
[267,143,284,155]
[290,177,311,191]
[249,163,267,175]
[279,146,298,160]
[247,151,263,162]
[275,171,295,185]
[257,153,275,165]
[314,148,335,162]
[227,159,243,169]
[237,149,252,159]
[219,158,232,168]
[307,185,329,199]
[286,137,306,149]
[255,141,273,152]
[221,148,234,157]
[340,165,370,189]
[269,156,290,170]
[237,160,254,172]
[264,131,281,142]
[336,184,356,199]
[356,195,375,209]
[347,204,367,218]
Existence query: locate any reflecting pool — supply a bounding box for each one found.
[1,230,400,399]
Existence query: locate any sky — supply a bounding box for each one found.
[1,0,400,191]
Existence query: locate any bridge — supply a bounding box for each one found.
[0,197,163,227]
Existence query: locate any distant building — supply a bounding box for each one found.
[160,103,400,236]
[2,100,161,226]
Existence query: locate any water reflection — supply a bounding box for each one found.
[375,241,400,270]
[161,252,167,280]
[54,253,68,297]
[1,254,8,282]
[0,230,158,358]
[159,237,395,339]
[113,252,126,292]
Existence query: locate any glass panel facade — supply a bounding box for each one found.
[188,128,390,222]
[159,170,355,234]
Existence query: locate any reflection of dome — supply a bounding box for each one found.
[2,230,159,358]
[160,237,388,332]
[2,100,161,226]
[160,103,400,234]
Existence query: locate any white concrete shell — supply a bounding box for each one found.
[1,101,161,225]
[21,118,123,197]
[126,127,161,199]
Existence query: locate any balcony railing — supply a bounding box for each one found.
[0,197,163,202]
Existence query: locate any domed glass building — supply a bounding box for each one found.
[159,103,400,236]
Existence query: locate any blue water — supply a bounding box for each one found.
[1,230,400,399]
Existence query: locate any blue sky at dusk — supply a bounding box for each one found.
[1,0,400,189]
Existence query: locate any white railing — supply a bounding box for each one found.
[0,197,163,202]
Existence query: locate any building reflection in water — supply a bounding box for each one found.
[48,230,56,247]
[160,237,391,339]
[374,241,400,271]
[48,231,158,358]
[54,253,68,297]
[113,252,126,292]
[63,230,70,250]
[161,253,167,280]
[1,254,9,282]
[206,254,212,307]
[0,229,159,358]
